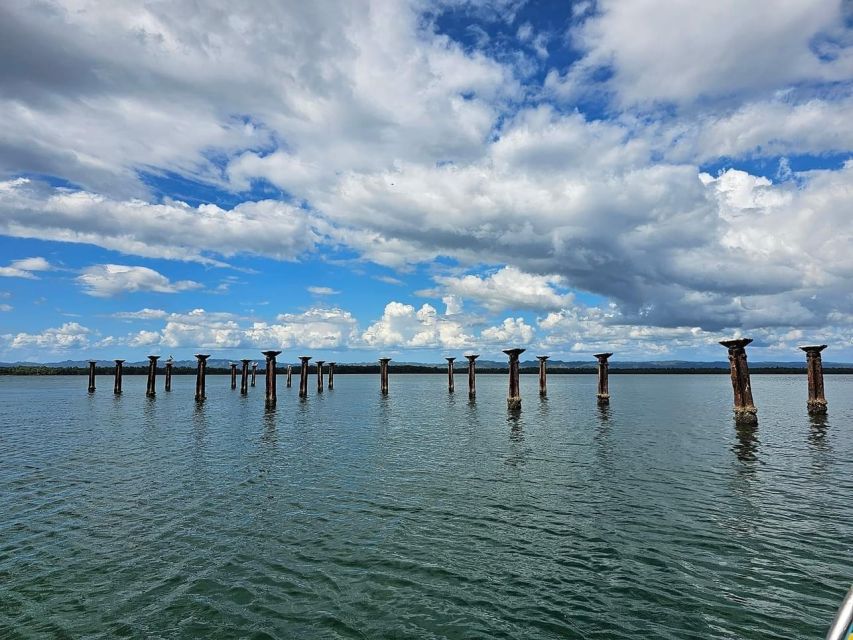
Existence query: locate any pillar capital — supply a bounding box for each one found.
[465,354,479,362]
[593,352,613,362]
[195,353,210,361]
[799,344,827,354]
[719,338,753,351]
[147,355,160,362]
[88,359,98,365]
[445,356,456,363]
[379,357,392,363]
[114,359,125,364]
[299,355,312,363]
[316,359,325,365]
[261,350,281,359]
[502,348,525,360]
[241,358,251,364]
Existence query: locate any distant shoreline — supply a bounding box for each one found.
[3,366,852,376]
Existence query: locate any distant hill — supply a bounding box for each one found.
[2,358,853,375]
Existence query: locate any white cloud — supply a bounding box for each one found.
[0,256,52,279]
[0,179,322,265]
[0,304,12,312]
[560,0,852,106]
[361,301,473,349]
[3,322,90,351]
[435,266,573,312]
[480,317,534,344]
[77,264,202,298]
[307,286,340,296]
[113,308,169,320]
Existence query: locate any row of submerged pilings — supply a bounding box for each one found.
[86,340,830,421]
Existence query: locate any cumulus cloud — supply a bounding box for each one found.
[556,0,852,106]
[77,265,202,298]
[2,322,90,351]
[0,304,12,312]
[0,179,322,265]
[434,266,573,311]
[0,256,52,279]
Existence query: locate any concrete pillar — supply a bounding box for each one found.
[465,354,479,399]
[720,339,757,423]
[537,355,549,397]
[799,345,828,414]
[286,365,292,388]
[194,354,210,401]
[446,357,455,393]
[240,359,251,395]
[379,357,391,395]
[145,355,159,397]
[594,353,612,404]
[113,359,124,395]
[251,362,257,387]
[262,350,281,405]
[298,356,311,398]
[316,360,325,393]
[230,362,237,390]
[503,348,525,410]
[165,357,173,392]
[87,360,96,393]
[328,362,336,390]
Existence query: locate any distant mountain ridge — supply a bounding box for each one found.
[2,358,852,369]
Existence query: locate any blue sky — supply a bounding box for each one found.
[1,0,852,363]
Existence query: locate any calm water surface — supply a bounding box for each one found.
[1,373,851,639]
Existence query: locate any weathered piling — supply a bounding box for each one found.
[251,362,257,387]
[503,348,525,410]
[799,345,828,414]
[286,365,292,388]
[87,360,96,393]
[594,353,612,404]
[113,359,124,394]
[316,360,325,393]
[240,359,251,395]
[145,355,159,397]
[194,354,210,401]
[537,355,549,397]
[379,357,391,395]
[230,363,237,390]
[165,357,173,392]
[298,356,311,398]
[446,357,455,393]
[328,362,336,390]
[262,350,281,405]
[720,339,757,423]
[465,354,479,399]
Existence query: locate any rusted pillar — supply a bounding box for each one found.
[720,339,757,423]
[240,358,251,395]
[799,345,828,414]
[594,353,612,404]
[298,356,311,398]
[328,362,336,390]
[446,357,455,393]
[262,350,281,405]
[113,359,124,394]
[230,362,237,390]
[316,360,325,393]
[194,354,209,401]
[286,365,292,388]
[537,355,549,397]
[251,362,257,387]
[165,357,173,392]
[379,357,391,395]
[465,354,479,398]
[145,355,159,397]
[87,360,96,393]
[503,348,525,410]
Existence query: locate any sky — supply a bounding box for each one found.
[1,0,852,363]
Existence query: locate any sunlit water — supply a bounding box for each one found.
[1,373,851,639]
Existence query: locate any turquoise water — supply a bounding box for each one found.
[1,373,851,638]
